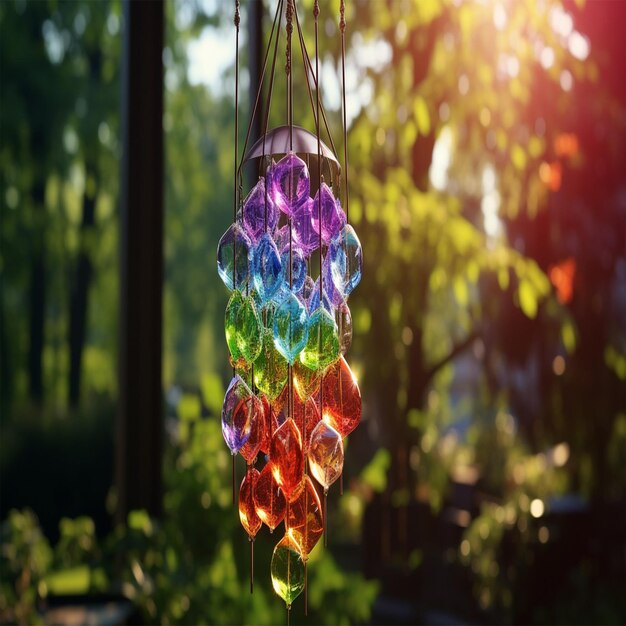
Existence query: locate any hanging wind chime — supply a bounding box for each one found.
[217,0,361,618]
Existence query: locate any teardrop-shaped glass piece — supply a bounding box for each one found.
[221,375,254,453]
[329,224,362,298]
[252,233,283,304]
[270,152,310,216]
[321,356,362,438]
[273,293,309,365]
[322,254,346,308]
[253,328,288,401]
[291,199,320,255]
[280,246,307,294]
[226,293,263,364]
[300,307,340,372]
[311,182,346,244]
[240,393,265,464]
[225,290,245,367]
[217,223,252,291]
[273,383,321,452]
[308,420,344,492]
[307,276,335,314]
[242,177,279,241]
[293,393,321,453]
[270,418,304,501]
[292,359,321,402]
[254,461,287,531]
[239,468,262,538]
[270,534,305,608]
[273,224,290,253]
[286,475,323,559]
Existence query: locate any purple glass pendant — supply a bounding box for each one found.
[221,375,259,454]
[291,198,320,255]
[269,152,310,216]
[311,182,346,244]
[242,177,279,241]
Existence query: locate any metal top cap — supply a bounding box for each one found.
[243,125,340,172]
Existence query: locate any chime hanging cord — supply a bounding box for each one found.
[292,1,338,158]
[339,0,349,496]
[237,0,284,187]
[312,0,329,549]
[231,0,241,507]
[285,0,294,428]
[286,4,294,618]
[340,0,350,222]
[260,0,284,455]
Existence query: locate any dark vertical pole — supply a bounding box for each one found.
[247,0,264,187]
[116,0,164,522]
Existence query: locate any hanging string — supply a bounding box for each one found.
[286,0,294,427]
[237,0,283,186]
[340,0,349,221]
[233,0,240,223]
[286,0,294,148]
[232,0,241,508]
[292,1,338,158]
[338,0,349,496]
[313,0,328,548]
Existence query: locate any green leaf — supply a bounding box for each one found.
[561,320,577,353]
[518,280,537,319]
[361,449,391,493]
[178,393,201,421]
[200,373,224,417]
[128,510,153,534]
[453,277,469,307]
[414,96,431,136]
[498,267,510,290]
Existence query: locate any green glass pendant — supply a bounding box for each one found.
[299,307,340,372]
[254,328,288,401]
[225,291,245,366]
[292,359,320,401]
[270,534,305,608]
[225,291,263,365]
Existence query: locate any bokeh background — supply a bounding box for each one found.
[1,0,625,624]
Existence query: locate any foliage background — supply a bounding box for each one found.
[1,0,624,624]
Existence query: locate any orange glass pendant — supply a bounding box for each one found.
[308,420,344,493]
[239,468,262,539]
[292,393,321,452]
[321,356,361,438]
[270,418,304,501]
[240,394,266,464]
[286,476,323,559]
[254,462,287,532]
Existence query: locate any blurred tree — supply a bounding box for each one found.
[0,0,71,405]
[56,1,122,407]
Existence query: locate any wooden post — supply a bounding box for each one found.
[116,0,164,523]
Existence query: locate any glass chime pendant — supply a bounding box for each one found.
[286,476,323,559]
[270,534,306,608]
[239,468,262,538]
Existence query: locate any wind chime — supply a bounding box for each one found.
[217,0,361,618]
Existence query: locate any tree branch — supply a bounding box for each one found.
[424,329,480,385]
